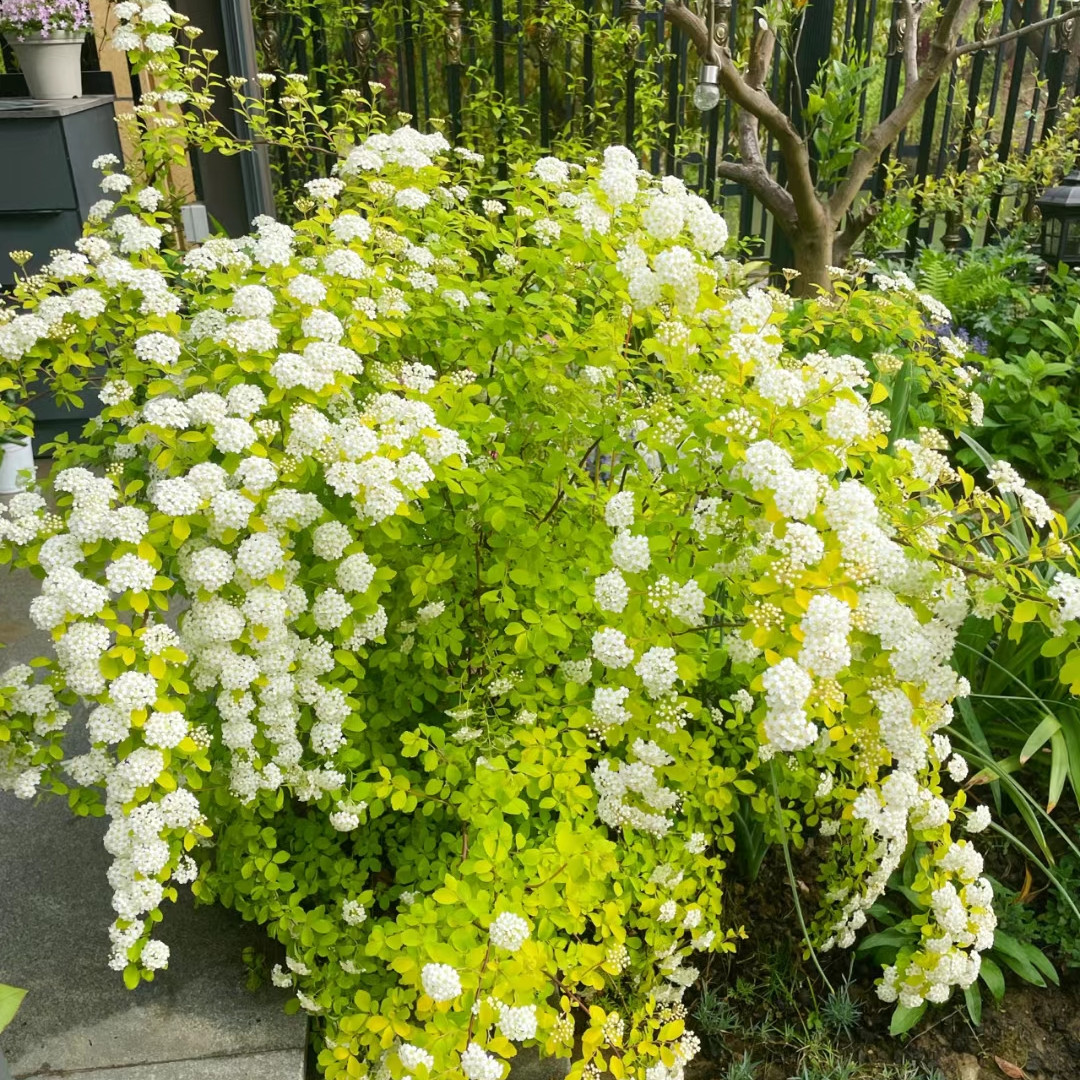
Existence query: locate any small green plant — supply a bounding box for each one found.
[915,248,1080,497]
[820,983,863,1038]
[1029,830,1080,968]
[693,986,739,1034]
[240,946,268,992]
[804,57,882,192]
[692,985,741,1058]
[724,1051,760,1080]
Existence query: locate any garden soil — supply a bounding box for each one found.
[691,849,1080,1080]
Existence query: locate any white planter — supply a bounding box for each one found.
[5,31,85,99]
[0,437,34,495]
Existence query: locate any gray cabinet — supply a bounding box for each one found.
[0,95,120,444]
[0,95,122,284]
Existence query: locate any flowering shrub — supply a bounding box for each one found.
[0,0,90,36]
[4,30,1080,1076]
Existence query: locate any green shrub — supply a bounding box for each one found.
[915,250,1080,498]
[3,13,1080,1080]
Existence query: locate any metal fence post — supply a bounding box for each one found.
[219,0,275,221]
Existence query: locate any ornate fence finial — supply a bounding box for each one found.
[888,0,905,56]
[445,0,464,64]
[254,3,281,71]
[352,0,374,82]
[533,0,557,62]
[623,0,644,67]
[1057,0,1077,50]
[713,0,731,49]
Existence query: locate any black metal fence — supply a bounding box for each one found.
[244,0,1080,255]
[2,0,1076,255]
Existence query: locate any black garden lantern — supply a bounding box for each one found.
[1037,171,1080,267]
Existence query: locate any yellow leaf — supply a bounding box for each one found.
[1014,599,1040,623]
[658,1019,685,1041]
[582,1028,605,1058]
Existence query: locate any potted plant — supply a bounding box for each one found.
[0,0,91,99]
[0,355,35,496]
[0,282,99,493]
[0,431,33,494]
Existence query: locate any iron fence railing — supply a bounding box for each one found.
[240,0,1080,253]
[2,0,1076,257]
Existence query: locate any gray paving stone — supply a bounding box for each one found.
[8,1048,305,1079]
[0,564,307,1080]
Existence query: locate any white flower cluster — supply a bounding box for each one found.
[760,657,815,752]
[739,440,819,521]
[460,1041,502,1080]
[593,740,678,836]
[1050,572,1080,624]
[420,962,462,1001]
[988,460,1053,528]
[497,1002,538,1041]
[488,912,530,952]
[340,127,451,177]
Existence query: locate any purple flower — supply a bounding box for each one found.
[923,318,989,358]
[0,0,91,35]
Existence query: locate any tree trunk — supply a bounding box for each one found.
[790,225,834,296]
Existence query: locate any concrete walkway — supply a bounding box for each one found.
[0,562,307,1079]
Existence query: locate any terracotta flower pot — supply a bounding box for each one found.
[5,30,85,98]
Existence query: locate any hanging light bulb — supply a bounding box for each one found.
[693,63,721,112]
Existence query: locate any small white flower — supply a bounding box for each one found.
[489,912,529,952]
[420,962,461,1001]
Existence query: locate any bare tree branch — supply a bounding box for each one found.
[902,0,921,86]
[663,0,830,236]
[828,0,980,222]
[715,158,797,229]
[737,111,767,175]
[730,94,799,227]
[952,6,1080,55]
[748,22,776,90]
[833,202,881,264]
